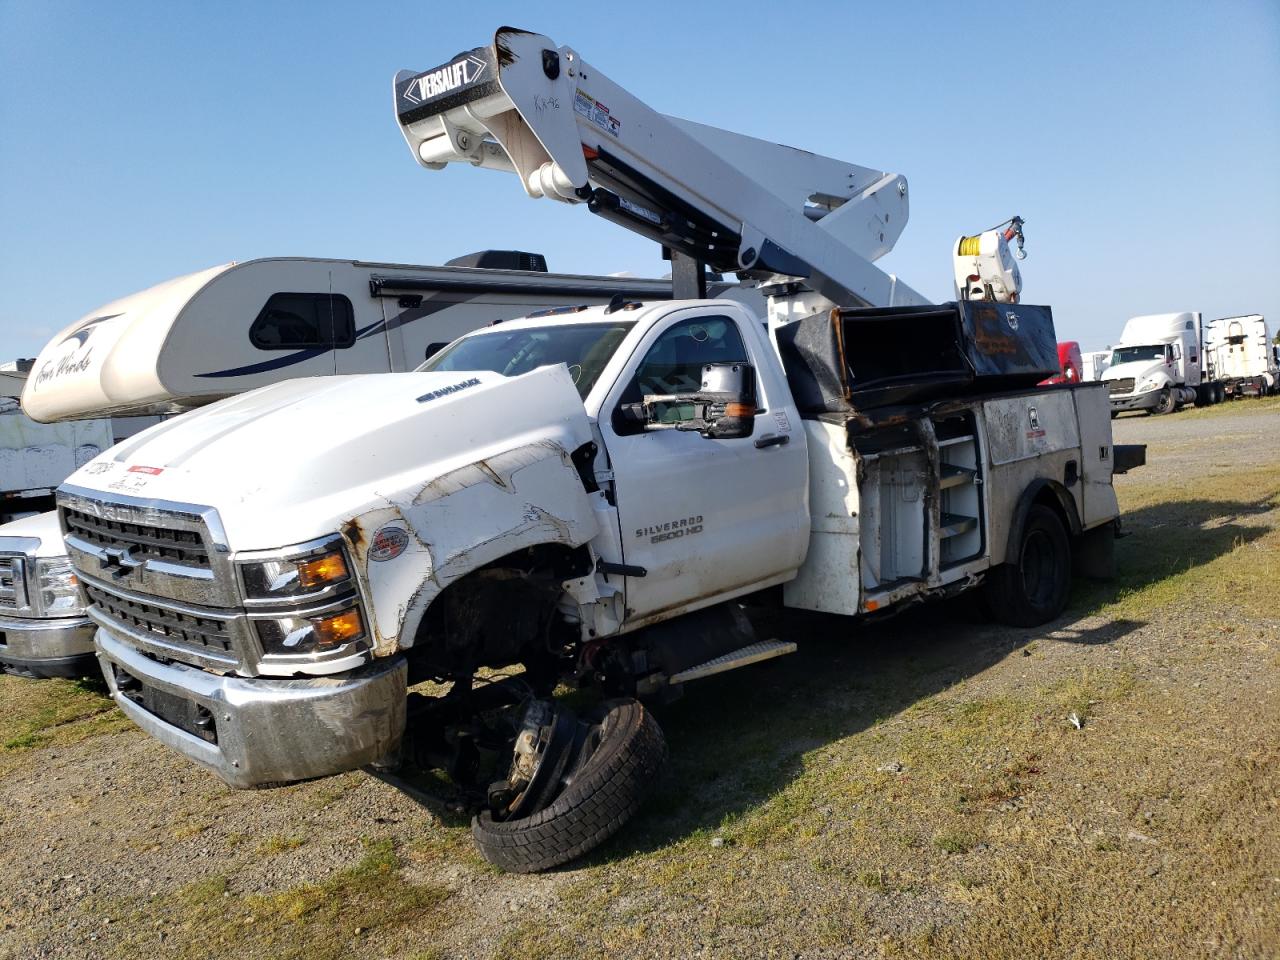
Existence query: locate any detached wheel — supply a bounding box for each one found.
[1151,388,1175,415]
[472,698,666,873]
[986,504,1072,627]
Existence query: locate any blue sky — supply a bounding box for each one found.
[1,0,1277,358]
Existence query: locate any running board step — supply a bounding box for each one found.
[668,639,797,684]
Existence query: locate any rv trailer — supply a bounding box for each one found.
[24,252,755,423]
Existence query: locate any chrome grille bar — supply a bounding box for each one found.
[0,556,27,611]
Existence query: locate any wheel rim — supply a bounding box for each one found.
[1020,529,1059,609]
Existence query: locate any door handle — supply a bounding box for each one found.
[754,433,789,449]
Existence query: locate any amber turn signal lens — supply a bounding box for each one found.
[724,402,756,418]
[296,552,349,590]
[312,608,364,649]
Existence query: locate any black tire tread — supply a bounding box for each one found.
[985,504,1071,627]
[471,699,666,873]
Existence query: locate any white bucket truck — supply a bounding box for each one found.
[57,28,1142,871]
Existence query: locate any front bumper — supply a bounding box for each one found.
[95,626,407,788]
[1108,389,1159,412]
[0,613,97,679]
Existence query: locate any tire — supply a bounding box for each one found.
[1215,383,1226,404]
[985,504,1072,627]
[472,698,667,873]
[1151,388,1175,415]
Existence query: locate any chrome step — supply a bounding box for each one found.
[668,639,798,684]
[939,512,978,538]
[939,463,977,489]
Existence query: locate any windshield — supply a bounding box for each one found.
[418,321,635,398]
[1111,344,1167,365]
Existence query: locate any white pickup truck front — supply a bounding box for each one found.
[0,511,95,679]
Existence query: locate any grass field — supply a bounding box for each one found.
[1,403,1277,959]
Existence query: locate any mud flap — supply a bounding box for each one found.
[1073,522,1116,580]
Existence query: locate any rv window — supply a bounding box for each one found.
[250,293,356,350]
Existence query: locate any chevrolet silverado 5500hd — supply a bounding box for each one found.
[57,27,1142,871]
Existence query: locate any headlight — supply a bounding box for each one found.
[1138,378,1162,392]
[238,535,352,602]
[34,557,85,617]
[255,605,367,656]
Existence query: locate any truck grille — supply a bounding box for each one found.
[84,582,236,659]
[1108,378,1135,395]
[0,557,25,610]
[62,507,211,570]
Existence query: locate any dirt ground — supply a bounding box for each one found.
[2,400,1278,960]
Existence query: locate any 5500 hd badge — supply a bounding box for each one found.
[636,516,703,544]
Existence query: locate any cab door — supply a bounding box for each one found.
[598,308,808,623]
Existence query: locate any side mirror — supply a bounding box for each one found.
[642,362,757,439]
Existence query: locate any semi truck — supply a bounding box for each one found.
[1103,311,1221,415]
[1039,341,1083,385]
[1204,314,1276,398]
[6,253,729,679]
[57,27,1142,872]
[1081,350,1111,382]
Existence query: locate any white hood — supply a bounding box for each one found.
[0,510,66,559]
[1102,359,1169,389]
[62,365,593,549]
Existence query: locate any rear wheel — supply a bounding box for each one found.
[472,698,666,873]
[986,504,1072,627]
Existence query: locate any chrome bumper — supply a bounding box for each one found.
[0,613,97,678]
[1108,390,1158,412]
[95,626,407,788]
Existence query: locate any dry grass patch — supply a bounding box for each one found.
[1078,460,1280,620]
[96,838,450,960]
[1165,394,1280,421]
[0,675,130,763]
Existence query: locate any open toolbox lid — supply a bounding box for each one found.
[775,301,1059,414]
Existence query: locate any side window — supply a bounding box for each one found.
[628,315,748,399]
[250,293,356,350]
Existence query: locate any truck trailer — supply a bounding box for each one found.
[58,27,1142,872]
[1204,314,1276,398]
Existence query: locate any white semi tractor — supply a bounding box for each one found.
[5,253,727,679]
[1103,312,1220,415]
[57,27,1143,872]
[1103,311,1273,415]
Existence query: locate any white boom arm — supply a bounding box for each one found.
[393,27,930,312]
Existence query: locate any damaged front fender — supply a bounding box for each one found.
[340,384,601,656]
